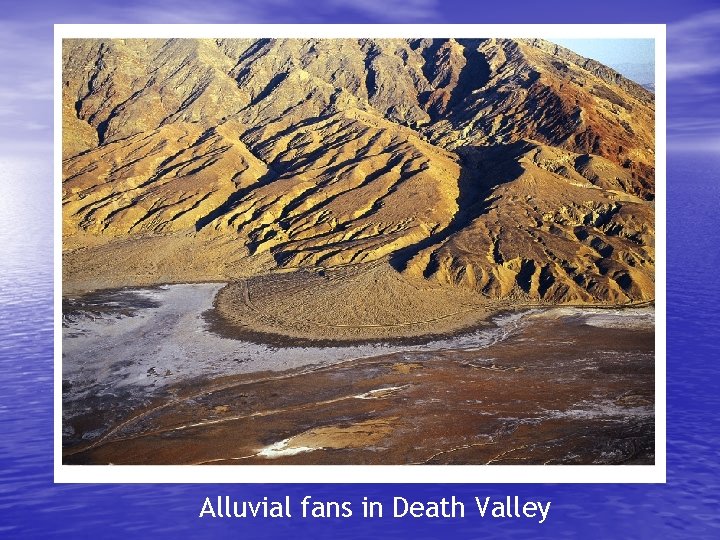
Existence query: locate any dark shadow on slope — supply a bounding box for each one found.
[231,38,272,82]
[418,39,445,86]
[249,72,289,107]
[361,41,382,101]
[515,259,536,293]
[389,141,530,272]
[244,113,337,150]
[194,168,279,231]
[447,39,491,112]
[275,152,406,229]
[417,39,491,123]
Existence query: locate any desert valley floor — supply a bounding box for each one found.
[62,283,653,465]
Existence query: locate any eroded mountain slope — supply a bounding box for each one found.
[62,37,655,329]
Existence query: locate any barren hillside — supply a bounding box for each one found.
[62,38,654,339]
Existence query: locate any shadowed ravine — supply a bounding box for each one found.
[389,142,525,273]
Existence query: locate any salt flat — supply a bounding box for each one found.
[62,284,654,464]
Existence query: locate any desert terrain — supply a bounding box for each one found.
[62,285,653,465]
[61,37,655,464]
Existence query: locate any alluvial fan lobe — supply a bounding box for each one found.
[62,38,654,322]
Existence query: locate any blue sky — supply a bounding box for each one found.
[553,39,655,67]
[1,0,718,153]
[552,39,655,84]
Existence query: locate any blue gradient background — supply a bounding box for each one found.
[1,1,719,537]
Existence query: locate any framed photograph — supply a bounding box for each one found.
[55,24,665,483]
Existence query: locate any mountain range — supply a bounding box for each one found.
[62,37,655,337]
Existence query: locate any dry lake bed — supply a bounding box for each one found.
[62,284,654,465]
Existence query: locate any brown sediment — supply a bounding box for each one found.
[209,261,493,343]
[63,314,654,465]
[207,260,652,345]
